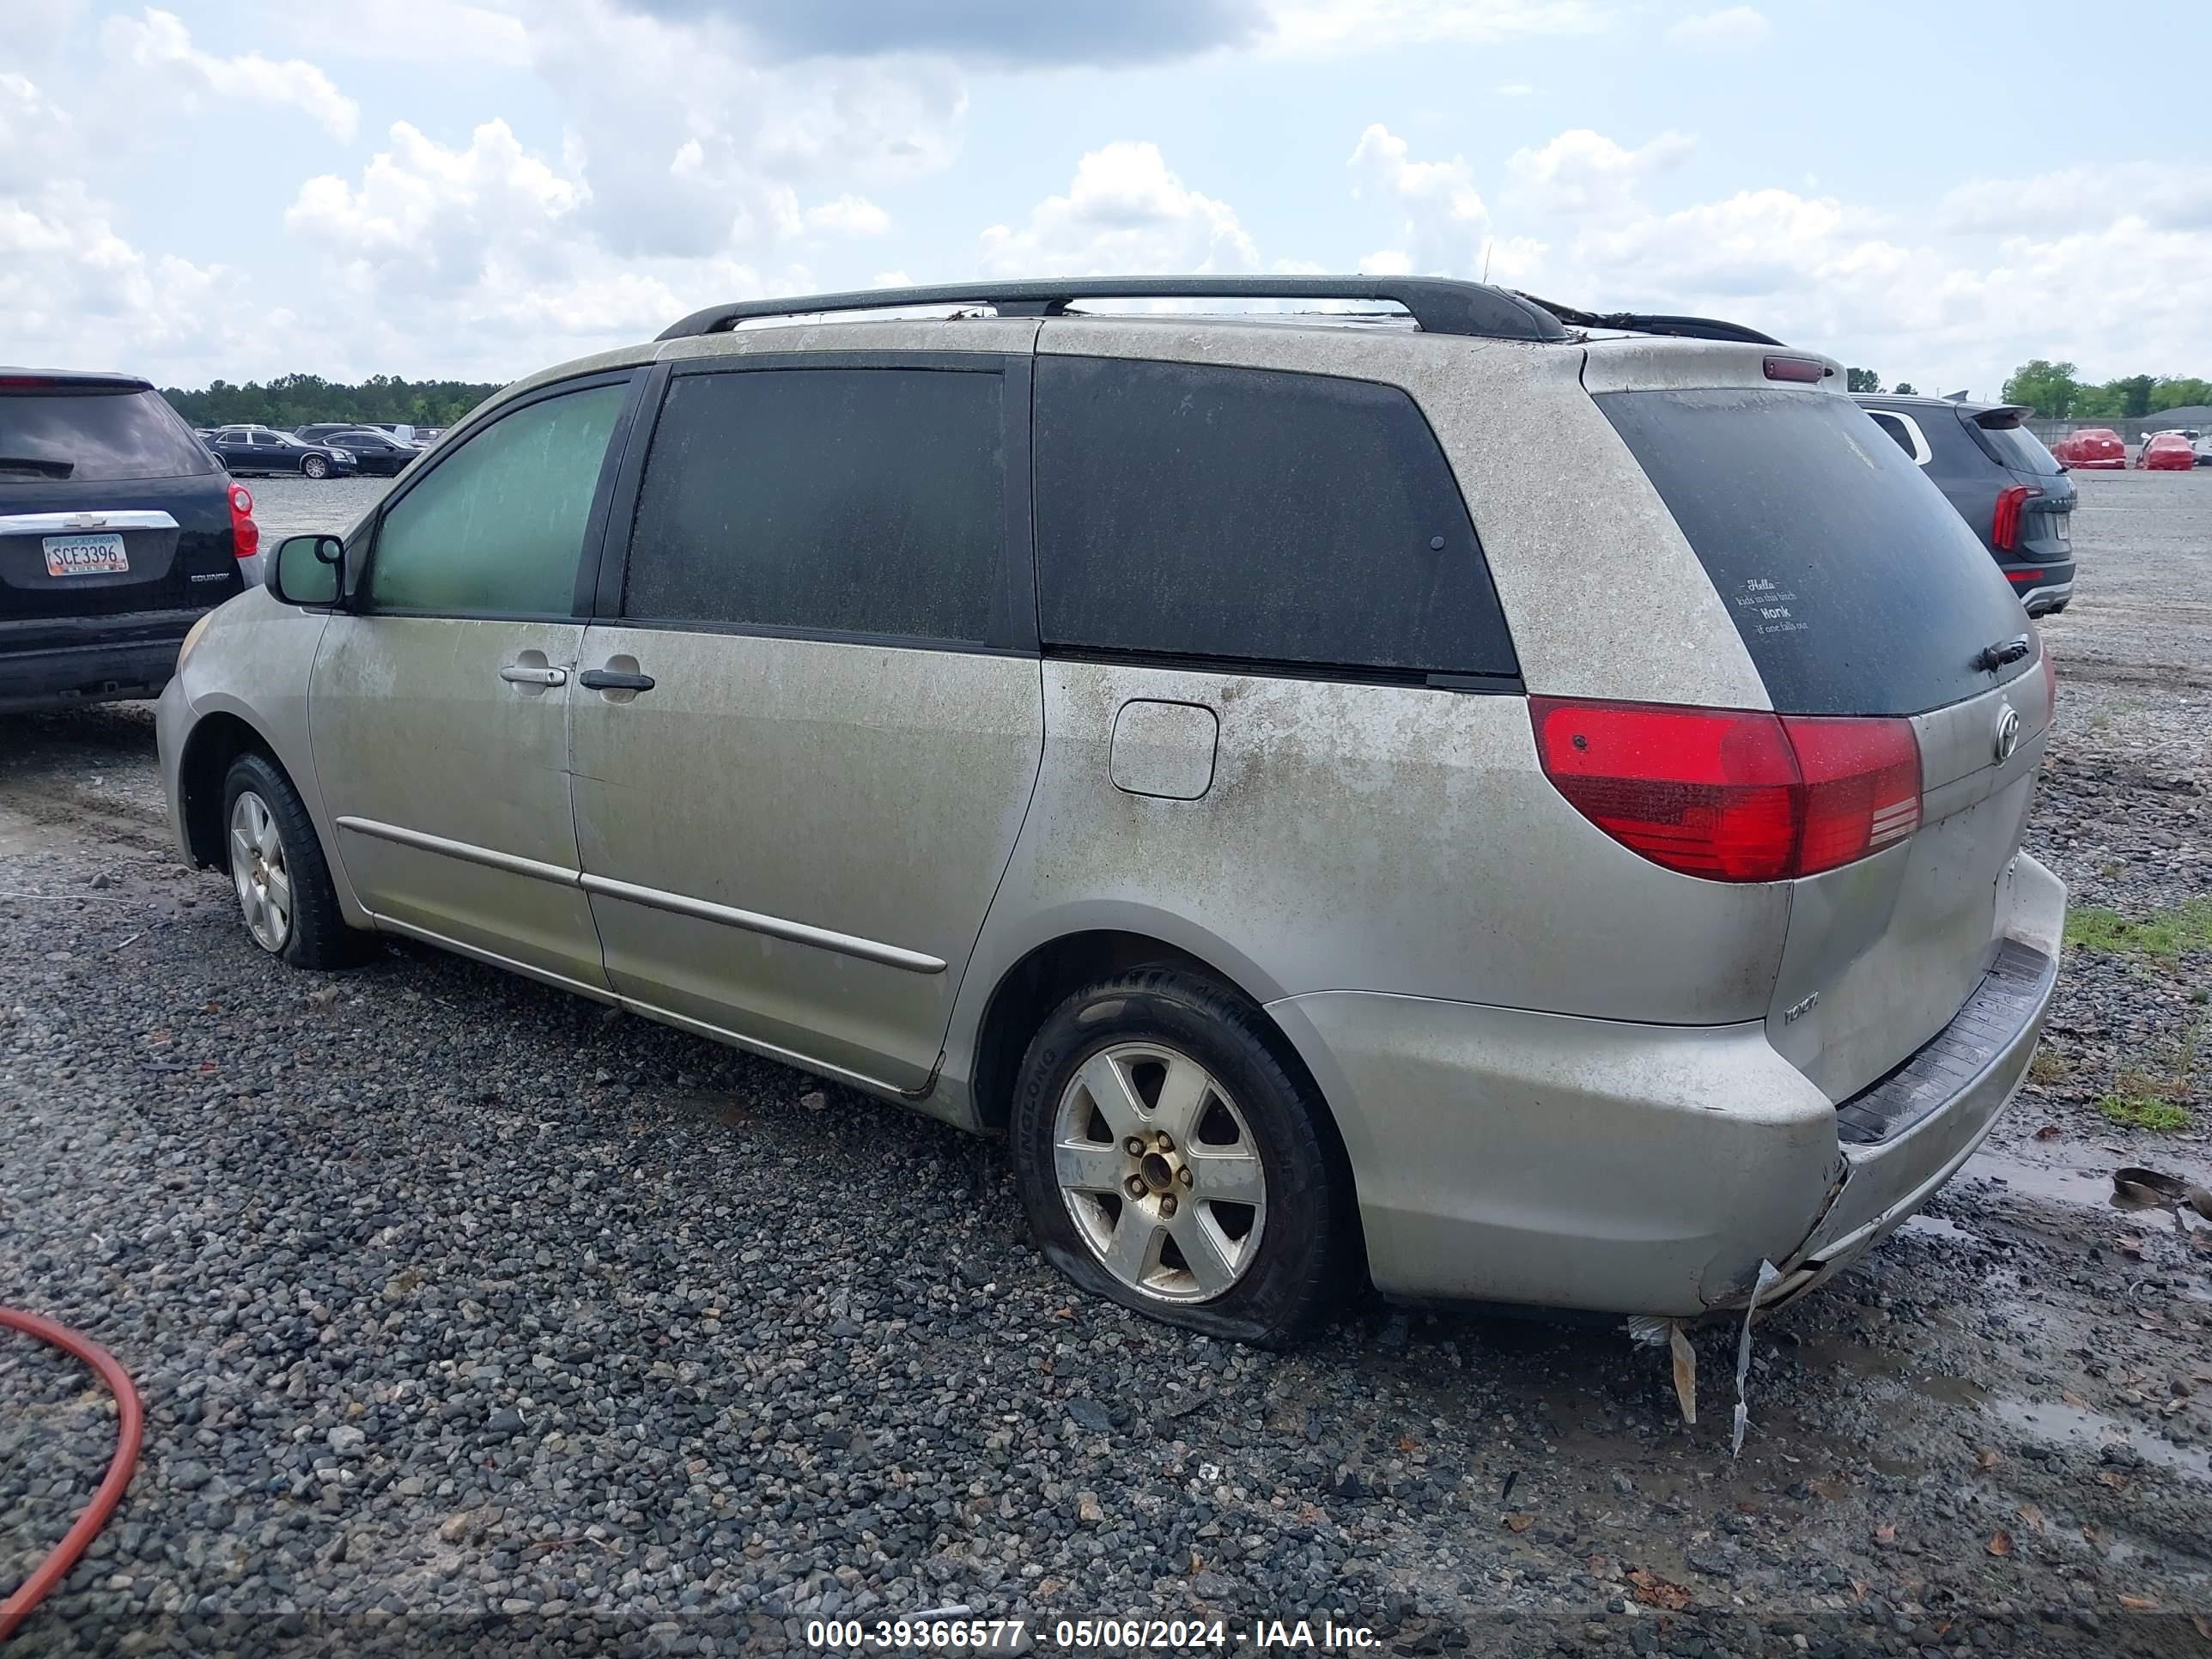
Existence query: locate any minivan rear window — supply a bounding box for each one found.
[0,387,216,482]
[1597,387,2034,716]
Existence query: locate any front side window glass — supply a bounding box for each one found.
[366,382,628,615]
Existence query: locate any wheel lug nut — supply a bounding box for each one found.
[1125,1176,1146,1199]
[1159,1195,1177,1218]
[1177,1166,1194,1188]
[1154,1133,1174,1152]
[1124,1137,1145,1156]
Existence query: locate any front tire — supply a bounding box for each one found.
[222,752,374,969]
[1011,967,1350,1346]
[301,453,329,480]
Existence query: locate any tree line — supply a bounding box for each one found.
[159,373,503,430]
[1997,363,2212,422]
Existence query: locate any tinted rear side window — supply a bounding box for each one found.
[0,388,216,481]
[1034,356,1516,680]
[1966,417,2064,477]
[623,368,1003,644]
[1598,388,2033,716]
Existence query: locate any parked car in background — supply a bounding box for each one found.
[313,428,422,477]
[414,426,447,446]
[205,426,358,479]
[159,276,2064,1346]
[2049,427,2125,468]
[2139,428,2209,466]
[2,368,258,712]
[359,422,428,448]
[1853,394,2075,615]
[2139,433,2197,471]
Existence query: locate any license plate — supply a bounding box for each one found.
[42,532,130,576]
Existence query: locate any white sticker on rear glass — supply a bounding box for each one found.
[1732,576,1807,637]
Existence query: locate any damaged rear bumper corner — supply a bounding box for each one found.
[1269,853,2067,1324]
[1266,990,1842,1320]
[1715,854,2067,1316]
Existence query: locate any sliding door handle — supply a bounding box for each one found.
[579,668,655,692]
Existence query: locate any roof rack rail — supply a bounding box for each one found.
[1509,295,1784,348]
[655,276,1573,344]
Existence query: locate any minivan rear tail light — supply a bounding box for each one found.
[1529,697,1922,882]
[1991,483,2041,551]
[1762,356,1826,383]
[228,482,259,560]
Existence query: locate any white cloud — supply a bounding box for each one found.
[101,7,359,141]
[1348,124,1491,274]
[980,143,1258,276]
[1504,126,1696,216]
[1267,0,1602,52]
[1376,126,2212,397]
[288,120,586,287]
[0,0,87,64]
[805,195,892,236]
[1940,163,2212,237]
[0,78,282,382]
[249,0,532,66]
[1666,6,1770,51]
[1495,82,1536,96]
[521,0,964,262]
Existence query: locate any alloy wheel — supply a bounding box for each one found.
[1052,1041,1267,1303]
[228,790,292,952]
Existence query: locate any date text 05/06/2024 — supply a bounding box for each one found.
[803,1615,1381,1651]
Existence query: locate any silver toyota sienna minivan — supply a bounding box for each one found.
[157,276,2066,1346]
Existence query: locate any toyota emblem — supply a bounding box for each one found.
[1994,702,2021,763]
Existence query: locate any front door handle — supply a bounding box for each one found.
[499,663,568,686]
[579,668,655,693]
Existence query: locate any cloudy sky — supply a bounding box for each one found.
[5,1,2207,398]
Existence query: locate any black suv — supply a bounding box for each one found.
[2,370,254,713]
[1851,394,2075,616]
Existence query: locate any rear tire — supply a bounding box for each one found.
[301,453,329,480]
[1010,966,1350,1346]
[221,752,374,969]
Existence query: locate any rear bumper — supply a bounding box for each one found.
[1268,852,2067,1318]
[2003,560,2075,616]
[0,628,191,714]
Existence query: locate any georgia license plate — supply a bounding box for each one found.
[42,532,130,576]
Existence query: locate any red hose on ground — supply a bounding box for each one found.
[0,1307,143,1644]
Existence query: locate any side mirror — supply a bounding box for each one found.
[270,534,343,606]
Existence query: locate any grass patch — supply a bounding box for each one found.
[2028,1050,2069,1085]
[2064,896,2212,961]
[2098,1092,2192,1133]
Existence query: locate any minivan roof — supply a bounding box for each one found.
[655,275,1790,354]
[660,276,1577,344]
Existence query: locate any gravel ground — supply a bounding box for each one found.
[241,473,392,543]
[3,474,2211,1657]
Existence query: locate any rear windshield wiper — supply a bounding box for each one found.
[0,455,75,478]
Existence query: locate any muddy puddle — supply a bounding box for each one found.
[1984,1394,2212,1482]
[1960,1140,2212,1216]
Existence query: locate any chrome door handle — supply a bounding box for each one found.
[499,664,568,686]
